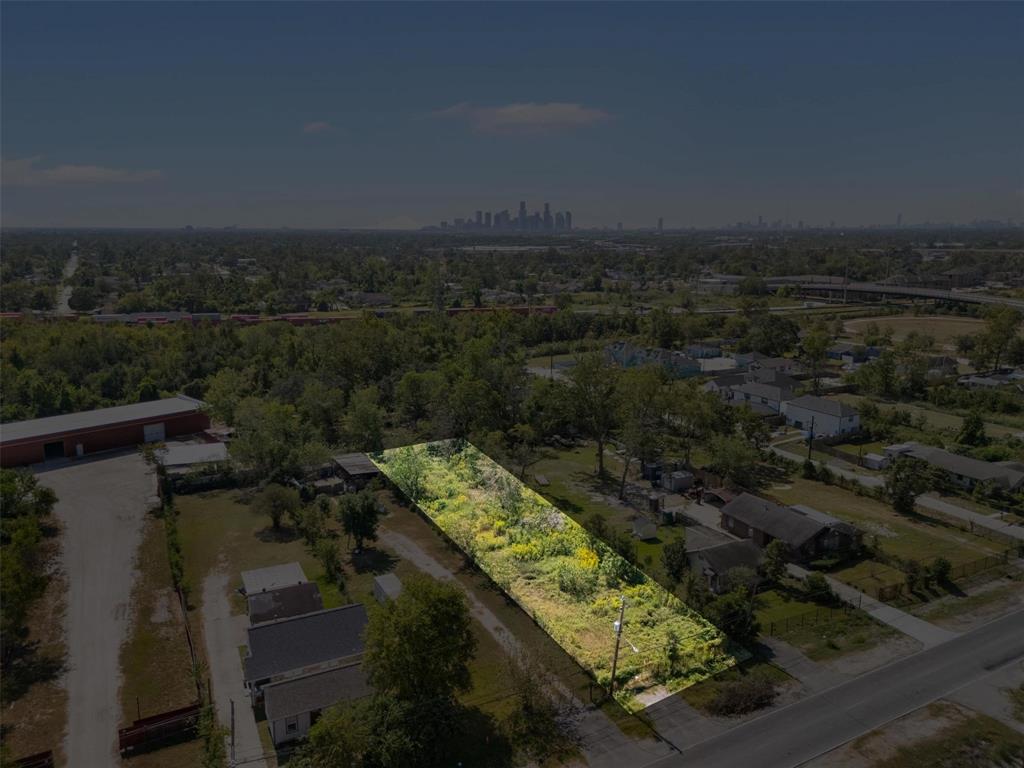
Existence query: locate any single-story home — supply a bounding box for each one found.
[863,453,889,471]
[244,604,369,703]
[632,518,658,540]
[241,563,307,596]
[702,488,735,507]
[688,540,764,594]
[884,442,1024,492]
[264,663,371,746]
[606,341,701,378]
[247,582,323,625]
[720,493,861,561]
[748,356,804,376]
[781,395,860,437]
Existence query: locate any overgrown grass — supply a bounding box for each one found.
[372,441,736,709]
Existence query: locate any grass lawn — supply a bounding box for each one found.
[767,479,1010,595]
[832,393,1022,438]
[175,490,367,613]
[757,587,895,661]
[118,513,200,733]
[843,315,989,350]
[0,526,68,764]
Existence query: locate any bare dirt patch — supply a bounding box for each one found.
[821,633,922,677]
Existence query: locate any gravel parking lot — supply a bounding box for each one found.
[38,451,157,768]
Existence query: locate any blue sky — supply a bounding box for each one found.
[2,2,1022,228]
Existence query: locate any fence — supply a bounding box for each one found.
[765,603,853,637]
[118,702,202,756]
[12,752,54,768]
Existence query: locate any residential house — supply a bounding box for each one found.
[748,356,804,376]
[247,582,323,625]
[606,341,701,378]
[884,443,1024,492]
[264,663,371,745]
[781,395,860,437]
[373,573,403,604]
[241,563,307,596]
[243,604,369,704]
[688,540,764,594]
[720,493,861,561]
[333,453,381,490]
[728,381,794,415]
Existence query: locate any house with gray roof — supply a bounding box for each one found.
[885,442,1024,492]
[728,381,794,415]
[243,604,369,703]
[688,540,764,594]
[720,493,861,561]
[247,582,323,625]
[781,395,860,437]
[263,663,371,745]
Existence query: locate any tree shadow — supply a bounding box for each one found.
[0,639,67,705]
[447,705,514,768]
[349,547,398,575]
[255,525,300,543]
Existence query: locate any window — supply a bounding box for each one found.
[285,716,298,733]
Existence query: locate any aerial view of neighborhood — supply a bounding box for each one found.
[1,3,1022,768]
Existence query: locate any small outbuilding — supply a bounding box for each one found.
[333,453,381,489]
[241,563,307,596]
[373,574,403,604]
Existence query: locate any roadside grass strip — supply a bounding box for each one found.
[372,440,737,710]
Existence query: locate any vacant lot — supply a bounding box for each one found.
[831,393,1022,438]
[844,315,988,351]
[767,479,1010,595]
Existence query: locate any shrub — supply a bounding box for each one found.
[803,572,834,604]
[930,556,952,585]
[705,675,778,716]
[557,561,598,600]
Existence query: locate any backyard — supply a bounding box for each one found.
[372,441,737,708]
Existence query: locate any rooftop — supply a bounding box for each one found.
[263,663,371,722]
[241,563,307,595]
[785,395,858,418]
[722,493,839,548]
[244,604,369,683]
[693,540,763,574]
[333,453,380,476]
[0,395,205,444]
[157,441,228,467]
[248,582,323,625]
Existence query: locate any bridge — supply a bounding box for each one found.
[794,281,1024,310]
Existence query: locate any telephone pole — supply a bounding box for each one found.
[609,595,626,697]
[806,415,815,461]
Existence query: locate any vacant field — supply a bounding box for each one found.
[757,587,895,661]
[844,315,989,351]
[116,514,201,768]
[831,393,1022,439]
[373,442,735,707]
[675,658,793,715]
[767,479,1010,595]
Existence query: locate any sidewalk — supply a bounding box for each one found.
[917,494,1024,543]
[786,564,957,649]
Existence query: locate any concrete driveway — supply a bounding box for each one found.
[37,451,157,768]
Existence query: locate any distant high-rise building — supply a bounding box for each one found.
[565,211,572,230]
[484,211,492,228]
[475,210,483,228]
[543,202,553,230]
[555,211,565,230]
[897,213,903,228]
[617,222,623,231]
[798,220,804,230]
[658,217,663,233]
[757,215,763,228]
[518,201,527,230]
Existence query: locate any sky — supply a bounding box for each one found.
[2,2,1022,229]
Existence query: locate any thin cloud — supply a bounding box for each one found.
[302,121,332,134]
[2,156,161,187]
[433,101,611,134]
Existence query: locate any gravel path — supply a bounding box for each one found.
[37,452,155,767]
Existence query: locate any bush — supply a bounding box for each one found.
[705,675,778,716]
[803,572,835,604]
[930,556,952,585]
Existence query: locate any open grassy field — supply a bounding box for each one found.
[119,514,198,722]
[767,478,1010,595]
[373,441,735,708]
[756,587,895,660]
[831,393,1023,438]
[843,315,989,351]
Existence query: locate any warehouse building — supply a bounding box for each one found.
[0,395,209,467]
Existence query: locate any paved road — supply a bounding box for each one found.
[786,564,957,648]
[649,608,1024,768]
[37,452,156,768]
[202,569,267,768]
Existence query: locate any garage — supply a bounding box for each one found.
[0,395,211,467]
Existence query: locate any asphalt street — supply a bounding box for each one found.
[648,608,1024,768]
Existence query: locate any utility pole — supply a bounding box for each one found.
[806,416,815,461]
[230,698,236,765]
[609,595,626,697]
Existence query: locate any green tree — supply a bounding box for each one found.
[315,539,344,587]
[957,409,987,447]
[617,366,666,498]
[342,386,385,452]
[566,353,620,477]
[801,324,832,394]
[708,589,760,646]
[884,457,929,516]
[707,434,760,488]
[364,574,477,706]
[660,537,689,585]
[231,397,328,481]
[337,490,382,552]
[252,483,301,530]
[762,539,788,584]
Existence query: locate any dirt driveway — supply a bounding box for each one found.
[37,451,157,767]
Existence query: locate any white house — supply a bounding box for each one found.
[728,381,794,415]
[781,396,860,437]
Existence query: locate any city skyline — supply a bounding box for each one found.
[2,2,1022,228]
